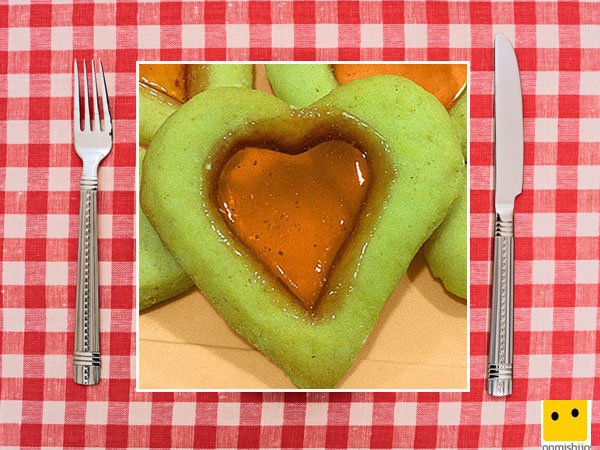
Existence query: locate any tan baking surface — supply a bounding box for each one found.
[138,64,467,390]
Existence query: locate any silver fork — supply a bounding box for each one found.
[72,60,112,385]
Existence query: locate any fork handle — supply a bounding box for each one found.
[487,213,514,396]
[74,179,101,385]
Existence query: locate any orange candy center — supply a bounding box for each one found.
[139,64,187,102]
[334,64,467,110]
[217,141,370,310]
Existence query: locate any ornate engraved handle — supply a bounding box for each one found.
[74,179,101,385]
[487,213,514,396]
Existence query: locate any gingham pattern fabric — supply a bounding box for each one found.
[1,1,599,448]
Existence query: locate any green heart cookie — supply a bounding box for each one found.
[423,93,468,298]
[423,171,467,298]
[141,77,463,388]
[139,64,253,310]
[139,148,194,309]
[266,64,468,299]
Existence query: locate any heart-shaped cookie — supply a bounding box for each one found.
[139,64,253,309]
[139,148,194,309]
[141,76,464,387]
[423,93,468,298]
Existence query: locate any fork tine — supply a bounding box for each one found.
[82,61,90,131]
[91,61,100,131]
[73,60,80,131]
[98,61,112,132]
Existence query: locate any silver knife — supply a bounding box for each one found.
[487,35,524,396]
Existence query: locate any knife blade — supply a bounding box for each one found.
[487,35,524,396]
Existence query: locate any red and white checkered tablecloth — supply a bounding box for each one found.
[1,1,599,448]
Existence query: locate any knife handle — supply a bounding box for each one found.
[487,212,514,396]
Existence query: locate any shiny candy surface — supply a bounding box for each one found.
[140,64,187,102]
[217,141,370,309]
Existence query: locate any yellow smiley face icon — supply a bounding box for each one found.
[543,400,588,442]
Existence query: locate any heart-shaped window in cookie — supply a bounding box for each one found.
[209,106,396,310]
[209,110,392,311]
[217,141,369,309]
